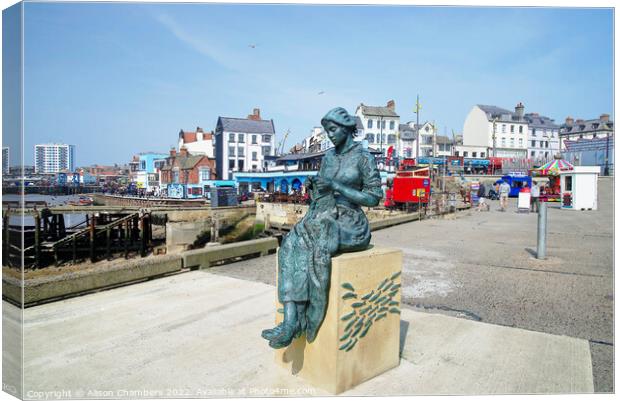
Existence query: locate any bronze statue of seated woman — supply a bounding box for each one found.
[262,107,383,349]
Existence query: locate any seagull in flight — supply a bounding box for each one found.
[318,91,325,95]
[248,44,257,49]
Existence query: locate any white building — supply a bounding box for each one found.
[215,108,276,180]
[2,147,9,174]
[453,144,488,158]
[301,117,365,154]
[355,100,400,157]
[178,127,214,158]
[34,143,75,174]
[524,113,560,163]
[462,103,528,158]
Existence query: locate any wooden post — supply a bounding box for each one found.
[3,212,10,267]
[72,235,77,264]
[140,216,146,257]
[89,215,96,262]
[59,214,66,238]
[34,213,41,268]
[124,220,130,258]
[106,227,111,260]
[54,245,59,267]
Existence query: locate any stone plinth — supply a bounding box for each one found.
[275,246,403,394]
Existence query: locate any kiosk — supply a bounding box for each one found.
[559,166,600,210]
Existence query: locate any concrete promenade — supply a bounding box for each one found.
[14,272,592,397]
[6,178,612,396]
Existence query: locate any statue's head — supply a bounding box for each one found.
[321,107,357,146]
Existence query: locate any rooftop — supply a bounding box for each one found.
[357,103,399,118]
[217,117,275,134]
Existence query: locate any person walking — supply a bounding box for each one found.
[530,181,540,213]
[498,180,511,211]
[477,181,487,211]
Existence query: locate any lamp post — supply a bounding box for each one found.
[492,117,498,157]
[414,95,421,163]
[604,132,611,176]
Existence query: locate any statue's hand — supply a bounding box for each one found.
[315,177,334,193]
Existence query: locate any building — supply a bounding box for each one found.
[178,127,214,158]
[34,143,75,174]
[135,152,168,192]
[462,103,528,158]
[524,113,560,163]
[160,147,216,197]
[563,136,614,176]
[355,100,400,157]
[2,147,9,174]
[559,114,614,150]
[398,124,417,158]
[435,135,454,157]
[215,108,277,180]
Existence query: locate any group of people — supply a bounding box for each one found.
[477,180,544,213]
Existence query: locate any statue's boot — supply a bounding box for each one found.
[261,323,285,340]
[268,323,301,349]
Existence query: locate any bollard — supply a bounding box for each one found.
[536,202,547,259]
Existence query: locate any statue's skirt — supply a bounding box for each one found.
[277,203,371,342]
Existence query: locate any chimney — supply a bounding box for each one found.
[565,116,574,126]
[600,114,610,122]
[514,102,524,120]
[386,100,395,111]
[247,108,261,120]
[196,126,203,132]
[169,147,177,157]
[179,146,188,157]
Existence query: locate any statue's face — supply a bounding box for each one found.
[324,121,348,147]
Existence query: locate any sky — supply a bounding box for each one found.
[2,2,614,167]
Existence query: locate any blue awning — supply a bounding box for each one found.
[464,159,490,166]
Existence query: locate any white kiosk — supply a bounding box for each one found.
[559,166,600,210]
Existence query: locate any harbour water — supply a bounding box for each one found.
[3,194,89,227]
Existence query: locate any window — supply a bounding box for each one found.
[252,135,258,144]
[593,133,597,138]
[532,128,536,136]
[481,152,485,157]
[368,119,373,129]
[502,124,506,133]
[200,168,210,181]
[172,170,179,183]
[238,147,245,157]
[252,151,258,161]
[382,120,386,129]
[510,125,514,133]
[228,160,235,170]
[545,141,549,148]
[519,138,523,147]
[472,152,477,157]
[455,151,459,157]
[140,161,146,170]
[539,141,544,148]
[252,165,257,170]
[262,146,271,156]
[389,121,395,130]
[501,138,506,147]
[519,126,523,134]
[238,160,244,171]
[228,133,235,142]
[228,146,235,156]
[262,134,271,142]
[510,138,514,147]
[531,140,536,147]
[531,151,535,157]
[463,151,469,157]
[387,134,396,144]
[238,134,245,143]
[366,133,375,143]
[565,175,572,191]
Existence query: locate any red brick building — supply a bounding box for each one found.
[160,146,216,185]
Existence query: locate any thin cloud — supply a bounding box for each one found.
[154,13,238,72]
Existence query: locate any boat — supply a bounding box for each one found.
[67,196,94,206]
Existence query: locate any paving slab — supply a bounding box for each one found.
[16,270,593,398]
